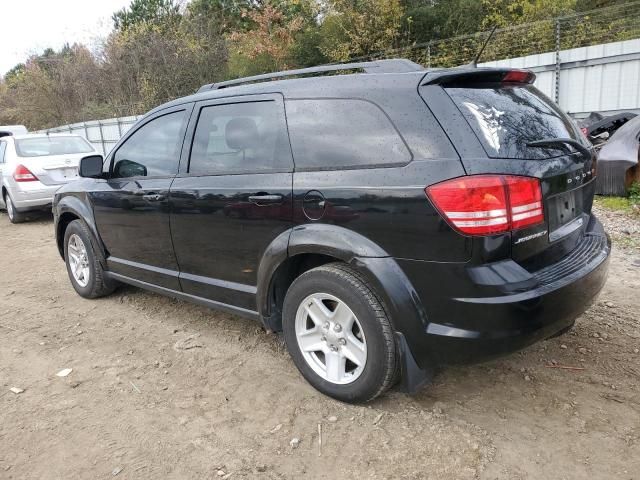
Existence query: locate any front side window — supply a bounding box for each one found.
[285,98,411,170]
[15,136,93,157]
[112,111,186,178]
[189,100,292,175]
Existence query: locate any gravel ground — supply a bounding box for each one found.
[0,205,639,480]
[593,198,640,252]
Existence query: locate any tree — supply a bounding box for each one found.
[401,0,486,44]
[112,0,180,30]
[187,0,256,34]
[319,0,406,62]
[481,0,576,28]
[103,13,228,113]
[0,45,104,129]
[227,2,307,76]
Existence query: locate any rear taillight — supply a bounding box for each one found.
[13,164,39,182]
[426,175,544,236]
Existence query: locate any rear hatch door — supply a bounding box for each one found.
[421,71,596,266]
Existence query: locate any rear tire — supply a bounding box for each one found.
[64,219,117,299]
[282,263,397,403]
[4,193,27,224]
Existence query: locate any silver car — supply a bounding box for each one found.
[0,134,96,223]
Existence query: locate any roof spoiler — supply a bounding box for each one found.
[422,68,536,86]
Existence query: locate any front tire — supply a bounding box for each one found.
[4,193,27,224]
[64,220,117,298]
[283,263,397,403]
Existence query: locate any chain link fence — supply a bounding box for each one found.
[356,1,640,69]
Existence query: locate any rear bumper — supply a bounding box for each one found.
[397,216,610,367]
[5,182,59,211]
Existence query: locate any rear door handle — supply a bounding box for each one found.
[248,194,284,205]
[142,193,165,202]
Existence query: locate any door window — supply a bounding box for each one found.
[112,110,186,178]
[285,98,411,170]
[0,141,6,163]
[189,100,293,175]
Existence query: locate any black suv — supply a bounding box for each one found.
[53,59,610,402]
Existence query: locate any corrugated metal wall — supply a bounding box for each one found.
[480,38,640,118]
[37,115,143,156]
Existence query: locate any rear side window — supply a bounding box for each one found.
[112,110,186,178]
[446,85,584,159]
[285,99,411,170]
[189,100,292,175]
[0,142,6,163]
[15,136,93,157]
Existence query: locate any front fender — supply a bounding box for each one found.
[54,194,106,266]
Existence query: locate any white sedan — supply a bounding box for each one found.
[0,134,97,223]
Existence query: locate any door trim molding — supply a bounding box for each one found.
[180,271,257,294]
[107,256,180,277]
[106,271,260,321]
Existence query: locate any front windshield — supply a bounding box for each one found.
[15,136,94,157]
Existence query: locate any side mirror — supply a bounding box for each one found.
[113,159,147,178]
[79,155,104,178]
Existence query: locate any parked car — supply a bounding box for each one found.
[0,134,96,223]
[595,114,640,196]
[53,60,610,402]
[0,125,28,136]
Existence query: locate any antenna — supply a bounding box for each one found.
[471,25,498,67]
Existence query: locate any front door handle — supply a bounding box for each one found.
[248,194,284,206]
[142,193,165,202]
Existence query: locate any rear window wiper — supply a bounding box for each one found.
[527,138,592,159]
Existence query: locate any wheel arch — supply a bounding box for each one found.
[256,223,435,393]
[55,195,107,267]
[257,224,427,332]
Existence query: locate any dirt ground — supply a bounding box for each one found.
[1,203,639,480]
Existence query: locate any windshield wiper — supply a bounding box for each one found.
[526,138,592,159]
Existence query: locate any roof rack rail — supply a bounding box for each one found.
[197,58,425,93]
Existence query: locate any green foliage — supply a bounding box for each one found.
[629,182,640,205]
[595,186,640,215]
[187,0,255,34]
[402,0,486,43]
[113,0,180,30]
[227,1,320,76]
[319,0,405,62]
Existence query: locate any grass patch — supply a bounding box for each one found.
[595,195,636,213]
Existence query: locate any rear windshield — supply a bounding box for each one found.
[15,136,94,157]
[446,85,584,159]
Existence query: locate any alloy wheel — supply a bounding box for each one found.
[67,234,90,288]
[5,195,14,221]
[295,293,367,385]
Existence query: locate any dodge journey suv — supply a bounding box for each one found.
[53,59,610,402]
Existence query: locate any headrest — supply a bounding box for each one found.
[225,117,259,150]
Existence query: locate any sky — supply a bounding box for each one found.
[0,0,132,75]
